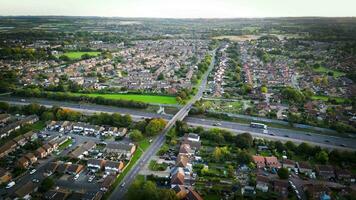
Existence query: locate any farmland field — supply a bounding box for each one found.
[73,93,177,104]
[61,51,101,60]
[313,66,346,78]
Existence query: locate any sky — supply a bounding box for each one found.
[1,0,356,18]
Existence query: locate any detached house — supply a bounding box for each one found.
[105,161,124,174]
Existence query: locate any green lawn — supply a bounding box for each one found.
[313,66,346,78]
[61,51,101,60]
[73,93,177,104]
[312,95,347,103]
[58,138,73,151]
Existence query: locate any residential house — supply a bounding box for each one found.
[298,162,313,174]
[176,154,189,168]
[303,183,331,200]
[12,135,27,147]
[48,141,59,151]
[24,153,37,164]
[172,185,187,199]
[69,141,96,159]
[14,181,38,199]
[87,159,106,172]
[23,131,38,141]
[35,147,48,158]
[0,168,11,184]
[43,144,54,154]
[252,155,265,168]
[0,140,17,158]
[117,127,127,137]
[273,180,289,198]
[265,156,281,169]
[44,188,71,200]
[335,168,352,182]
[179,144,194,156]
[316,165,335,180]
[105,161,124,174]
[105,142,136,158]
[66,164,84,175]
[0,114,11,124]
[282,159,296,169]
[46,162,59,174]
[56,164,68,174]
[186,188,203,200]
[256,175,270,192]
[171,171,185,186]
[182,133,201,150]
[17,156,30,169]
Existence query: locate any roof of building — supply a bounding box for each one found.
[186,188,203,200]
[176,154,189,167]
[171,171,185,185]
[105,142,134,152]
[15,181,36,198]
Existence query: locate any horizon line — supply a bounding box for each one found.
[0,15,356,19]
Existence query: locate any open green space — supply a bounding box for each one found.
[60,51,101,60]
[313,66,346,78]
[311,95,347,103]
[148,160,168,171]
[73,93,177,104]
[58,138,73,151]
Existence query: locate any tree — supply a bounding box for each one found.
[157,73,164,80]
[39,177,54,193]
[0,102,9,112]
[145,118,167,136]
[316,150,329,164]
[277,168,289,179]
[41,111,55,121]
[261,86,268,93]
[235,133,253,149]
[127,180,178,200]
[129,129,144,142]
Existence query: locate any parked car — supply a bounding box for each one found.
[6,181,15,189]
[30,169,36,175]
[88,175,95,182]
[32,178,40,183]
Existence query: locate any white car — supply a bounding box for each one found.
[32,178,40,183]
[29,169,36,175]
[263,129,268,134]
[6,181,15,189]
[88,175,95,182]
[73,174,80,181]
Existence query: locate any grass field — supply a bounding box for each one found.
[61,51,101,60]
[313,66,346,78]
[312,95,347,103]
[74,93,177,104]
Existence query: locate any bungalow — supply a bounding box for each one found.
[24,153,37,164]
[105,143,136,158]
[0,168,11,184]
[14,181,38,199]
[252,155,265,168]
[0,140,17,158]
[265,156,281,169]
[105,161,124,174]
[186,188,203,200]
[273,179,289,198]
[35,147,48,158]
[17,156,30,169]
[66,164,84,175]
[282,159,296,169]
[298,162,313,174]
[316,165,335,180]
[87,159,106,172]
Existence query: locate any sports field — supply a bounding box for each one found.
[74,93,177,104]
[61,51,101,60]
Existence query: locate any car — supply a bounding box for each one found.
[32,178,40,183]
[29,169,36,174]
[306,133,311,136]
[340,144,346,147]
[263,129,268,134]
[269,133,275,136]
[325,140,330,143]
[20,99,26,102]
[213,123,221,126]
[149,139,153,143]
[284,135,290,137]
[6,181,15,189]
[88,175,95,182]
[121,182,126,188]
[74,174,80,181]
